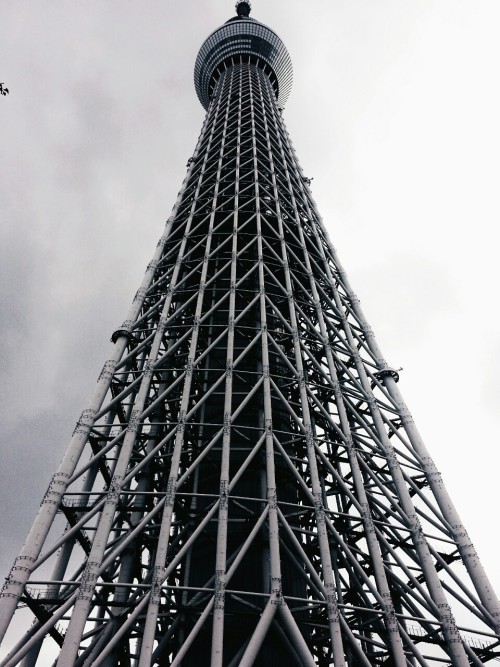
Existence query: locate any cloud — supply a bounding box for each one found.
[350,253,456,349]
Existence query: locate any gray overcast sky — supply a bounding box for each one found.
[1,0,499,634]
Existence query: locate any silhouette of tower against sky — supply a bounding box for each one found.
[1,2,499,665]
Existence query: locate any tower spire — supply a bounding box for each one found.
[236,0,251,18]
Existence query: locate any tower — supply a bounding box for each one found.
[1,1,499,665]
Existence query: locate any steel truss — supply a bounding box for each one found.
[1,50,499,667]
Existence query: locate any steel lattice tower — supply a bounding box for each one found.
[1,3,499,666]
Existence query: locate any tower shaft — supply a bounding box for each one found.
[1,7,499,667]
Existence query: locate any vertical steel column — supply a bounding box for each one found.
[57,102,225,665]
[286,115,500,634]
[260,72,409,667]
[248,69,347,666]
[210,61,242,667]
[0,100,215,644]
[279,127,471,665]
[138,72,234,664]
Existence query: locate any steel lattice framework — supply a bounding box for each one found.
[1,4,499,666]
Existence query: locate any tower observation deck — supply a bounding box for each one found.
[1,2,499,666]
[194,1,293,110]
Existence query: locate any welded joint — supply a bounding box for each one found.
[407,513,426,544]
[267,490,278,510]
[380,591,399,629]
[426,468,443,486]
[40,471,72,509]
[360,324,375,339]
[314,499,326,524]
[452,524,470,541]
[97,360,116,383]
[157,234,169,247]
[360,503,375,533]
[177,411,187,433]
[421,456,441,478]
[158,315,168,333]
[106,477,123,504]
[324,586,341,622]
[347,291,360,306]
[150,566,163,605]
[79,560,99,600]
[214,569,226,610]
[165,479,176,508]
[72,408,97,436]
[127,409,140,433]
[134,287,147,303]
[344,433,354,452]
[2,555,36,596]
[270,577,283,604]
[143,360,154,378]
[305,425,314,446]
